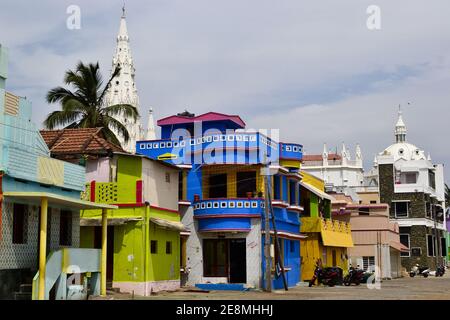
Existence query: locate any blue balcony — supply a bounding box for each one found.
[193,198,264,232]
[136,132,302,166]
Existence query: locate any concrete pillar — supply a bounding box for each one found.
[38,197,48,300]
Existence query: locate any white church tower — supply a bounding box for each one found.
[104,7,154,153]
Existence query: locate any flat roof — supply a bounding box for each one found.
[3,192,117,210]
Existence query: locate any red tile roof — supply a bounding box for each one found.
[40,128,125,157]
[302,153,342,161]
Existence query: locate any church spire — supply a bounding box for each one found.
[104,7,143,153]
[395,105,407,143]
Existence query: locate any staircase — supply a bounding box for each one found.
[14,283,32,300]
[32,248,102,300]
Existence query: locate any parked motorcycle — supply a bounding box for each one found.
[309,262,342,287]
[344,265,365,286]
[435,265,446,277]
[409,264,430,278]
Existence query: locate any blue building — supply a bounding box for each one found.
[136,111,304,290]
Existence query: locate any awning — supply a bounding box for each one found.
[300,182,335,201]
[3,192,117,210]
[321,230,354,248]
[150,217,187,232]
[390,241,409,252]
[80,217,142,226]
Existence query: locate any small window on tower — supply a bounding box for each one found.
[116,81,119,85]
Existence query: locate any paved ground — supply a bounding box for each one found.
[93,273,450,300]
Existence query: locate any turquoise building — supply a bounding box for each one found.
[0,44,113,300]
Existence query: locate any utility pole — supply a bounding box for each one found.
[267,175,288,291]
[263,162,272,292]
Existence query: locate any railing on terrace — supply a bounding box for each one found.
[136,132,302,165]
[83,181,142,204]
[321,218,352,234]
[193,198,265,216]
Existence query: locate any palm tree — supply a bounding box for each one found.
[44,61,138,146]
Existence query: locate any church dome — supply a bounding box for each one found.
[380,107,427,162]
[381,142,426,161]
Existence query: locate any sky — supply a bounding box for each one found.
[1,0,450,181]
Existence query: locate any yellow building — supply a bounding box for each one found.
[299,172,353,281]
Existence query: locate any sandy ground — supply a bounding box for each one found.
[92,273,450,300]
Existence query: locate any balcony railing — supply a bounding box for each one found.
[136,132,302,166]
[193,198,264,218]
[83,180,142,204]
[301,216,351,234]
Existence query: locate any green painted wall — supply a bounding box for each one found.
[310,194,319,218]
[147,223,180,281]
[111,208,180,283]
[80,154,181,286]
[116,155,142,203]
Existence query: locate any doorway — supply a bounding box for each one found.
[332,249,337,267]
[229,239,247,283]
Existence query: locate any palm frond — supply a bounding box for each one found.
[102,103,139,121]
[43,110,83,130]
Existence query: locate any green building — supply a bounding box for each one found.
[41,129,184,296]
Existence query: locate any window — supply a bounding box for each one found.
[272,238,284,268]
[441,238,447,257]
[165,172,171,183]
[236,171,257,198]
[428,170,436,190]
[208,174,227,198]
[427,235,435,257]
[273,175,281,200]
[403,172,417,184]
[288,180,296,205]
[411,247,422,256]
[394,201,409,218]
[12,204,27,244]
[166,241,172,254]
[59,210,72,246]
[151,240,158,254]
[400,234,410,257]
[290,240,296,253]
[362,256,375,272]
[370,200,377,204]
[425,202,431,218]
[203,239,228,277]
[359,207,370,216]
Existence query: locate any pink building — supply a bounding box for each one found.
[332,193,408,279]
